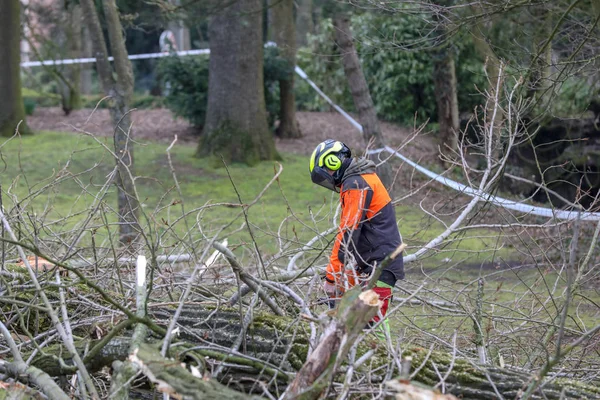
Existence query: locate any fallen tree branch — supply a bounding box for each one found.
[129,343,262,400]
[284,287,380,399]
[213,241,285,316]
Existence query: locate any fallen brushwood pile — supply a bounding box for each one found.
[7,301,597,400]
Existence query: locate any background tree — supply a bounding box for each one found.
[296,0,314,47]
[332,11,393,188]
[198,0,279,164]
[431,1,459,165]
[270,0,301,138]
[59,0,83,113]
[0,0,29,137]
[81,0,140,244]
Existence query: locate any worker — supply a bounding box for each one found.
[309,139,404,330]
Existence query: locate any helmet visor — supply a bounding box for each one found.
[311,167,339,192]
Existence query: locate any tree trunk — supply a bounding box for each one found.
[198,0,279,165]
[525,5,553,109]
[332,14,393,189]
[81,0,140,244]
[470,4,504,162]
[432,2,459,166]
[295,0,314,47]
[80,25,93,95]
[60,1,82,114]
[271,0,302,138]
[27,306,600,400]
[0,0,30,137]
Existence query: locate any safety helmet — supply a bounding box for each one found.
[309,139,352,192]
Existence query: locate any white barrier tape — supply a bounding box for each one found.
[294,66,364,132]
[20,49,210,68]
[20,50,600,221]
[368,146,600,221]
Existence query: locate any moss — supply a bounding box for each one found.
[197,120,280,166]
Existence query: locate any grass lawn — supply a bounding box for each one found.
[0,130,513,270]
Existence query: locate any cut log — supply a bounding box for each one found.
[129,343,261,400]
[24,305,600,399]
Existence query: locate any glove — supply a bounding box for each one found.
[323,280,338,297]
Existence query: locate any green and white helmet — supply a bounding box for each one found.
[309,139,352,192]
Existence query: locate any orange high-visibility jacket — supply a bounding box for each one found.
[325,172,404,287]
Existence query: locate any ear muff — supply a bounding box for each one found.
[324,154,342,170]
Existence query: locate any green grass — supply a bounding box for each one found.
[0,130,516,269]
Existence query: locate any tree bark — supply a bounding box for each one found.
[81,0,140,244]
[198,0,279,165]
[432,1,459,166]
[26,306,600,400]
[80,25,93,95]
[270,0,302,138]
[0,0,30,137]
[295,0,314,47]
[332,14,393,189]
[284,288,380,399]
[59,1,82,114]
[469,3,504,162]
[130,343,262,400]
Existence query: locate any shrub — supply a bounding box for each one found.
[295,12,488,125]
[22,88,62,109]
[158,55,210,127]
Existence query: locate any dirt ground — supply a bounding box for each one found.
[27,107,439,162]
[24,107,467,214]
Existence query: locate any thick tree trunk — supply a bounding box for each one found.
[525,5,553,108]
[433,54,459,161]
[0,0,29,137]
[103,0,139,244]
[27,306,600,399]
[271,0,302,138]
[131,343,262,400]
[432,2,459,165]
[66,3,82,111]
[81,0,140,244]
[295,0,314,47]
[332,14,393,188]
[198,0,279,165]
